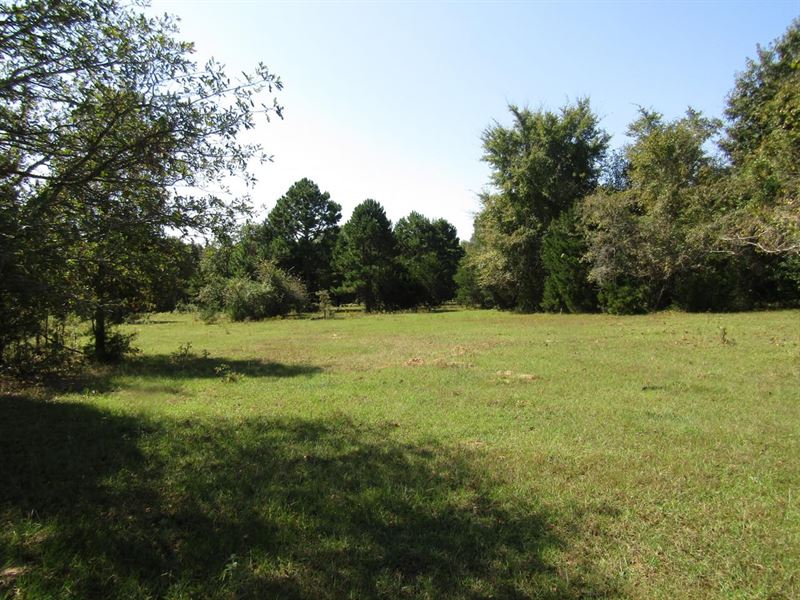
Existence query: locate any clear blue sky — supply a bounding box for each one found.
[151,0,798,240]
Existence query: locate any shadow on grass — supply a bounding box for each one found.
[4,355,322,397]
[0,395,617,599]
[119,354,323,380]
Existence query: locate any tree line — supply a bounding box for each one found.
[458,22,799,314]
[193,180,464,320]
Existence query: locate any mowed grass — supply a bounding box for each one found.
[1,309,798,599]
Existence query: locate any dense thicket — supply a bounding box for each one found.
[458,21,799,313]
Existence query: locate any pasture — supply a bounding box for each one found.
[1,309,798,598]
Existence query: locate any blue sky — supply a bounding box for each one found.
[151,0,798,240]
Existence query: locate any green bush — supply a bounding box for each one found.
[83,329,139,363]
[598,281,651,314]
[200,261,308,322]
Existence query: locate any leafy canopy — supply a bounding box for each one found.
[0,0,282,360]
[469,99,608,309]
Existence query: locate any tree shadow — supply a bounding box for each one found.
[1,394,617,599]
[119,354,323,380]
[4,355,322,397]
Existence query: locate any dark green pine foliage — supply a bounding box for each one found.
[333,200,397,312]
[540,208,597,312]
[264,179,342,295]
[394,212,464,307]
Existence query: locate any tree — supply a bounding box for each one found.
[581,109,723,312]
[228,222,275,280]
[540,208,597,312]
[333,200,396,312]
[470,100,609,309]
[0,0,282,361]
[720,20,800,256]
[394,212,464,306]
[454,241,493,308]
[264,178,341,295]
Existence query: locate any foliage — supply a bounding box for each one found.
[207,261,307,322]
[227,223,275,280]
[394,212,464,306]
[719,20,800,256]
[0,316,84,377]
[540,208,597,312]
[582,109,723,312]
[145,239,203,313]
[332,199,397,312]
[453,246,494,308]
[470,100,609,309]
[596,280,652,315]
[0,0,282,362]
[82,329,139,363]
[316,290,335,319]
[264,178,342,295]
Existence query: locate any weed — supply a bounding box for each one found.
[214,363,242,383]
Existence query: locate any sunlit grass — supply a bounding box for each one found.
[2,309,798,598]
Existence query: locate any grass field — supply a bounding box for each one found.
[1,309,798,599]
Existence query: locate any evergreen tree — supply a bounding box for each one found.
[394,212,464,306]
[333,200,396,312]
[264,179,341,294]
[540,208,597,312]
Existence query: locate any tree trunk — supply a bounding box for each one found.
[94,305,107,362]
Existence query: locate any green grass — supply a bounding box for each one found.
[2,309,799,599]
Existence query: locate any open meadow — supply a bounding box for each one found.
[1,309,799,599]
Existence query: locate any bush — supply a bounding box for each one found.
[256,260,308,314]
[83,329,139,363]
[598,281,651,314]
[197,275,227,312]
[199,261,307,322]
[316,290,334,319]
[174,300,198,313]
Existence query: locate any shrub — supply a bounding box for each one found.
[201,261,308,322]
[597,281,651,314]
[317,290,334,319]
[83,329,139,363]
